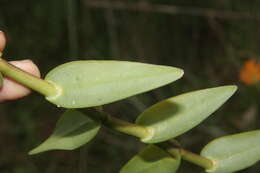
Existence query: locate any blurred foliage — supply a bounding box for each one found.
[0,0,260,172]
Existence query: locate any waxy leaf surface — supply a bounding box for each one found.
[29,109,100,154]
[45,61,183,108]
[120,145,181,173]
[201,130,260,173]
[136,86,237,143]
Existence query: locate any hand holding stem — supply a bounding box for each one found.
[0,30,214,171]
[0,31,41,102]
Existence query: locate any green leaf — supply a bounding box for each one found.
[201,130,260,173]
[45,61,183,108]
[29,109,100,154]
[136,86,237,143]
[0,72,3,87]
[120,145,181,173]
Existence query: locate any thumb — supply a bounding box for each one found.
[0,31,6,52]
[0,60,41,102]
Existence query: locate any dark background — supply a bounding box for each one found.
[0,0,260,172]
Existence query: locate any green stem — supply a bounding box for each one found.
[104,114,151,139]
[82,109,151,139]
[0,58,58,97]
[83,108,214,170]
[157,142,214,170]
[180,148,213,170]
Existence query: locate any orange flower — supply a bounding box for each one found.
[239,59,260,85]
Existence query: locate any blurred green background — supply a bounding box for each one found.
[0,0,260,172]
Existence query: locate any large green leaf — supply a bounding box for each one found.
[136,86,237,143]
[29,109,100,154]
[201,130,260,173]
[120,145,181,173]
[45,61,183,108]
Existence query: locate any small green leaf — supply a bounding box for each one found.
[136,86,237,143]
[29,109,100,154]
[201,130,260,173]
[45,61,183,108]
[0,72,3,87]
[120,145,181,173]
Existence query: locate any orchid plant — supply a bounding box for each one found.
[0,43,260,173]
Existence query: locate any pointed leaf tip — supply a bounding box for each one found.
[136,85,237,143]
[29,109,100,155]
